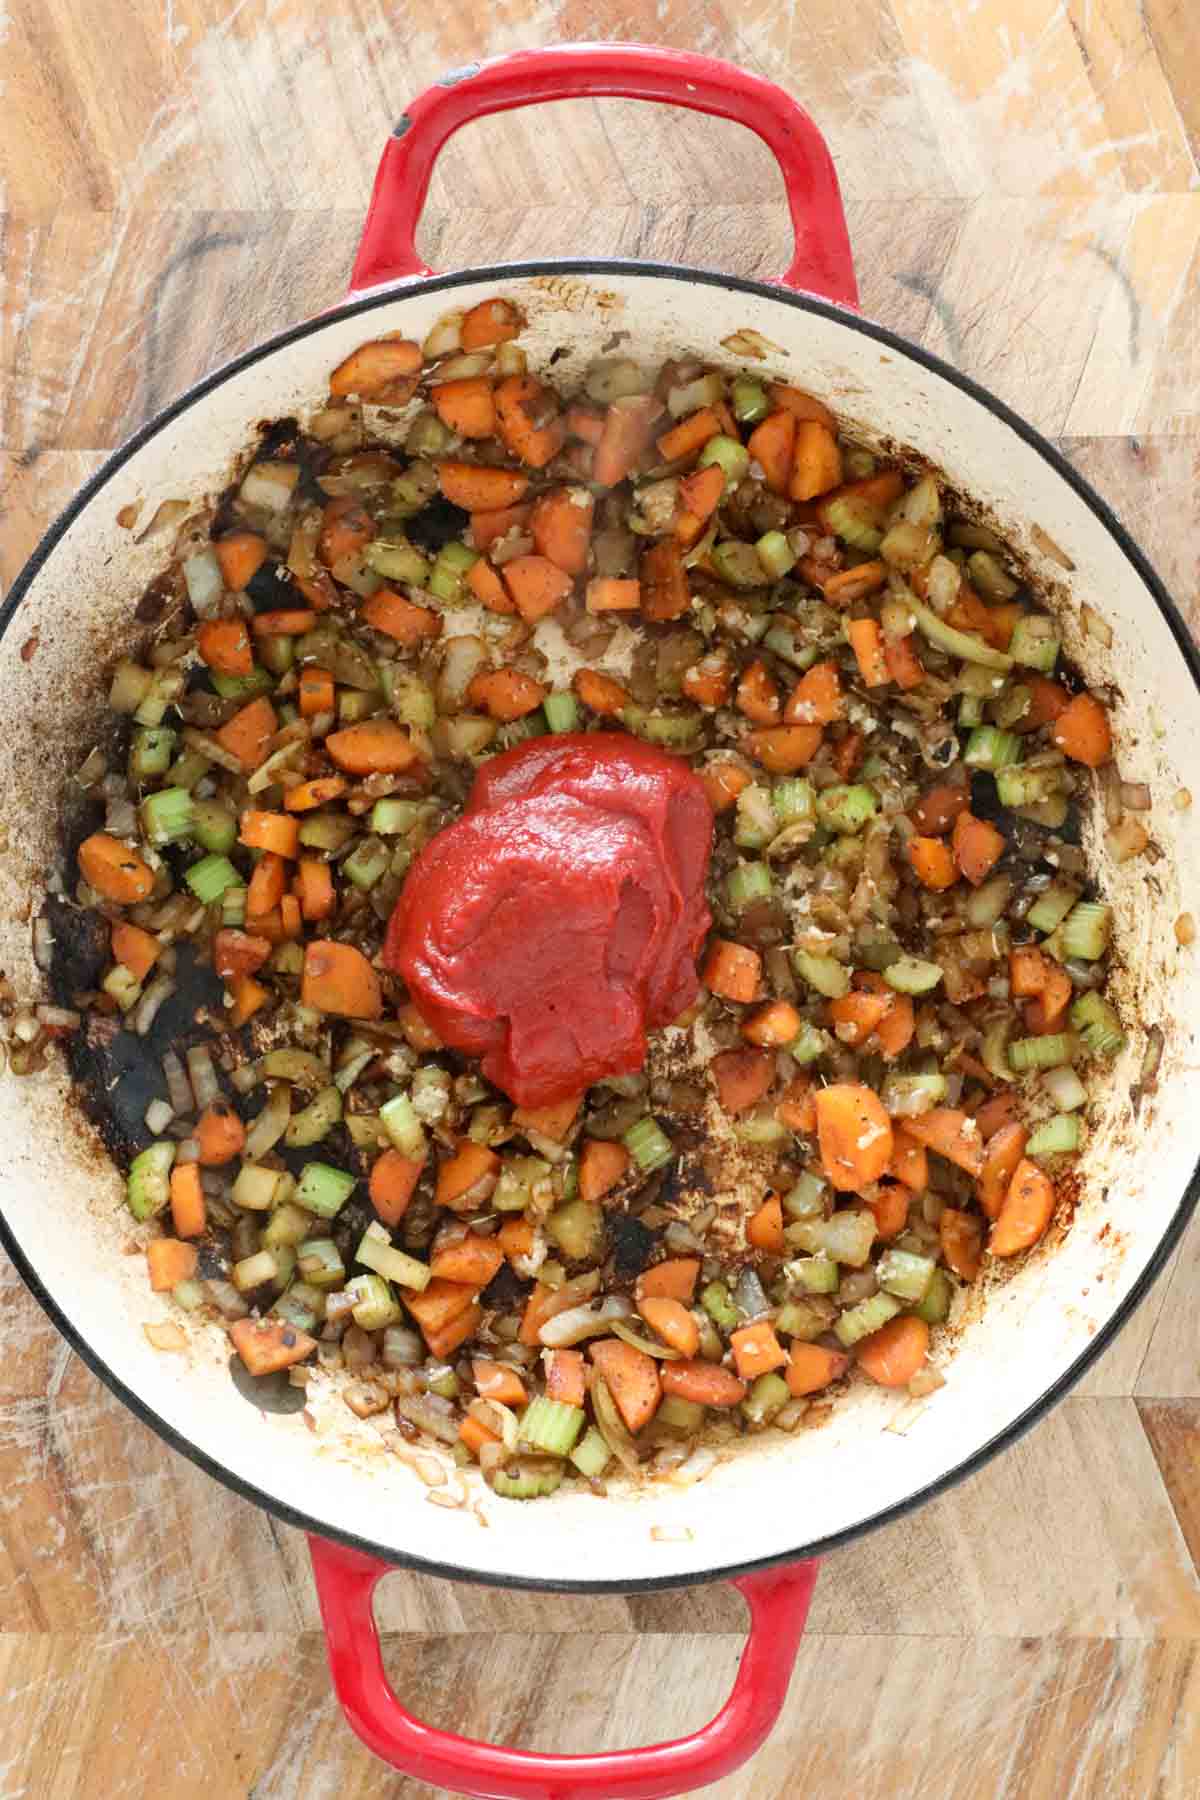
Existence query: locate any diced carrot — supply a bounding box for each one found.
[251,608,317,638]
[1021,675,1070,731]
[214,531,268,591]
[585,577,641,614]
[822,562,888,606]
[512,1094,581,1143]
[657,407,721,463]
[318,497,374,567]
[909,835,959,891]
[147,1238,198,1293]
[246,851,287,920]
[169,1164,206,1239]
[637,1295,701,1358]
[790,420,843,501]
[576,1138,630,1205]
[326,720,419,776]
[293,571,337,612]
[785,1342,849,1396]
[438,461,530,512]
[544,1349,586,1408]
[279,893,302,941]
[746,1195,786,1254]
[769,384,835,428]
[903,1108,984,1177]
[573,668,630,716]
[987,601,1024,649]
[329,336,421,398]
[431,374,496,439]
[829,990,890,1049]
[398,1002,443,1051]
[298,666,335,718]
[876,993,915,1060]
[197,618,253,676]
[240,811,300,860]
[531,486,594,576]
[436,1142,501,1212]
[745,724,824,772]
[940,1206,983,1280]
[641,539,690,623]
[213,928,272,981]
[229,1316,317,1376]
[424,1303,483,1361]
[466,556,515,613]
[518,1282,582,1346]
[889,1126,928,1191]
[746,410,796,495]
[700,760,751,814]
[1051,692,1112,767]
[832,730,863,779]
[459,1415,501,1459]
[195,1100,246,1167]
[736,659,781,724]
[495,375,565,468]
[989,1158,1056,1256]
[1035,962,1073,1032]
[815,1083,894,1191]
[674,464,725,532]
[637,1258,701,1304]
[405,1278,479,1338]
[730,1320,787,1380]
[229,976,268,1028]
[285,779,349,819]
[710,1046,774,1115]
[660,1359,746,1408]
[776,1076,816,1134]
[974,1091,1020,1141]
[431,1231,506,1289]
[362,586,442,645]
[682,652,734,708]
[589,1338,662,1433]
[368,1148,425,1227]
[946,585,1002,646]
[565,404,605,444]
[498,1217,535,1264]
[215,696,278,772]
[742,1001,801,1050]
[293,857,333,924]
[978,1120,1028,1219]
[472,1359,527,1407]
[952,810,1006,886]
[883,632,925,690]
[1009,945,1049,997]
[593,396,662,488]
[912,781,970,836]
[466,668,547,721]
[784,661,843,726]
[78,833,155,905]
[469,502,533,553]
[857,1315,929,1387]
[460,297,522,350]
[301,939,383,1019]
[503,555,574,623]
[845,617,888,687]
[111,921,160,982]
[865,1181,910,1240]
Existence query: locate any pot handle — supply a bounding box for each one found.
[309,1533,818,1798]
[348,43,857,307]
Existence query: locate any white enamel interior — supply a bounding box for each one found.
[1,267,1196,1590]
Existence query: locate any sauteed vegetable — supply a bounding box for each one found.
[33,297,1142,1499]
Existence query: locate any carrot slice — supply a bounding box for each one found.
[940,1207,983,1280]
[903,1108,985,1177]
[531,486,594,576]
[284,776,348,813]
[147,1238,198,1293]
[111,921,160,981]
[466,556,516,614]
[876,993,915,1060]
[865,1181,910,1241]
[638,1295,700,1359]
[977,1121,1028,1220]
[301,940,383,1019]
[857,1315,929,1386]
[362,587,442,645]
[815,1083,894,1190]
[229,976,269,1027]
[784,661,843,726]
[169,1164,206,1239]
[495,375,565,468]
[790,420,843,502]
[326,720,419,776]
[229,1317,317,1376]
[472,1359,528,1407]
[369,1148,425,1227]
[700,761,751,814]
[240,811,299,859]
[565,404,605,444]
[637,1258,701,1304]
[503,555,574,623]
[745,724,824,772]
[589,1338,662,1433]
[544,1349,586,1408]
[431,375,496,439]
[459,1415,501,1459]
[460,297,522,350]
[246,851,287,920]
[435,1142,501,1212]
[989,1158,1056,1256]
[423,1303,483,1361]
[295,857,335,922]
[736,659,781,724]
[730,1320,787,1379]
[585,577,641,613]
[974,1092,1020,1141]
[845,618,888,687]
[195,1101,246,1167]
[577,1138,630,1205]
[251,609,316,638]
[776,1076,816,1134]
[952,810,1006,886]
[593,396,662,488]
[786,1343,849,1396]
[674,464,724,533]
[656,407,720,463]
[430,1232,505,1289]
[1021,675,1070,730]
[701,935,761,1002]
[889,1126,928,1191]
[769,384,835,428]
[641,539,690,622]
[710,1047,774,1115]
[214,531,268,591]
[682,652,734,708]
[438,461,529,512]
[913,781,970,836]
[822,563,887,606]
[1051,692,1112,767]
[215,696,278,771]
[741,1002,801,1050]
[1009,945,1049,998]
[78,833,155,904]
[883,632,925,690]
[469,502,533,553]
[329,337,421,399]
[466,668,547,721]
[1033,963,1073,1033]
[298,666,335,718]
[909,835,958,891]
[405,1280,479,1345]
[746,410,796,495]
[660,1360,746,1408]
[318,497,373,568]
[829,990,890,1049]
[573,668,630,716]
[498,1217,535,1264]
[197,619,253,676]
[746,1195,786,1254]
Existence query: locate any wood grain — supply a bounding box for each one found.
[1,1,1199,1795]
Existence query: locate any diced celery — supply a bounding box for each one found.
[698,435,751,485]
[570,1427,613,1477]
[1008,1033,1079,1072]
[964,726,1022,771]
[1009,615,1059,671]
[140,786,195,846]
[134,667,185,727]
[520,1396,585,1456]
[130,726,177,782]
[884,956,944,995]
[543,692,580,733]
[742,1371,791,1425]
[772,778,815,825]
[337,689,380,725]
[295,1161,356,1218]
[622,1117,674,1174]
[656,1396,706,1434]
[876,1247,935,1302]
[1060,901,1111,962]
[775,1296,833,1339]
[782,1172,826,1219]
[823,495,883,552]
[272,1289,320,1333]
[110,660,155,714]
[221,886,247,926]
[726,862,774,911]
[171,1277,207,1312]
[835,1290,902,1347]
[429,540,479,604]
[191,797,238,854]
[734,783,776,849]
[915,1267,952,1325]
[968,550,1019,599]
[380,1093,426,1159]
[816,784,877,835]
[185,853,241,904]
[299,812,358,854]
[763,620,820,670]
[285,1085,343,1149]
[788,1255,839,1294]
[792,951,850,998]
[387,672,437,730]
[365,538,430,586]
[732,378,768,423]
[1026,879,1080,935]
[787,1209,876,1267]
[126,1142,175,1220]
[210,667,273,702]
[958,695,984,728]
[355,1222,431,1291]
[908,597,1014,670]
[1070,991,1125,1057]
[489,1457,565,1500]
[756,530,796,581]
[370,798,420,837]
[347,1272,403,1330]
[789,1021,833,1065]
[343,837,390,891]
[701,1279,740,1330]
[297,1237,346,1288]
[735,1109,789,1147]
[881,1071,947,1116]
[710,540,764,588]
[1026,1113,1081,1158]
[166,748,212,792]
[546,1198,604,1263]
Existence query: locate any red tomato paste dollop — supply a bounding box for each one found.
[383,735,713,1107]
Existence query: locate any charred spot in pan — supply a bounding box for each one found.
[134,569,179,625]
[404,492,471,555]
[481,1260,527,1312]
[227,1354,309,1414]
[42,895,110,1003]
[244,557,304,612]
[607,1210,658,1279]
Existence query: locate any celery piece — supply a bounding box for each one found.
[543,692,580,734]
[259,635,295,678]
[772,778,815,825]
[908,596,1014,671]
[1026,878,1081,935]
[380,1093,426,1159]
[347,1272,403,1331]
[140,786,195,846]
[126,1141,175,1220]
[710,540,764,589]
[701,1279,740,1331]
[964,726,1022,771]
[211,667,273,703]
[698,435,751,486]
[881,1071,947,1115]
[966,873,1013,928]
[272,1290,320,1333]
[622,1117,674,1174]
[656,1396,706,1435]
[782,1172,826,1219]
[355,1223,431,1291]
[191,797,238,854]
[775,1296,833,1340]
[296,1237,346,1288]
[788,1209,876,1268]
[884,956,944,995]
[968,550,1019,599]
[816,784,877,835]
[166,748,212,792]
[343,836,390,891]
[1060,900,1111,962]
[284,1085,343,1149]
[130,726,177,782]
[365,537,430,586]
[835,1290,902,1347]
[298,812,358,854]
[110,660,155,715]
[735,1109,788,1147]
[570,1427,613,1478]
[134,667,185,727]
[822,494,884,552]
[742,1371,791,1425]
[991,683,1032,730]
[171,1277,207,1312]
[427,1366,459,1399]
[735,783,776,850]
[185,853,241,904]
[789,1021,833,1065]
[1070,991,1125,1058]
[1008,1033,1079,1073]
[732,378,768,423]
[638,709,703,750]
[995,766,1060,809]
[958,695,984,728]
[429,541,479,604]
[493,1155,552,1212]
[915,1266,952,1325]
[295,1161,356,1219]
[726,862,773,910]
[756,530,796,581]
[337,689,381,725]
[520,1396,585,1457]
[370,798,420,836]
[388,672,437,730]
[763,620,820,671]
[545,1198,604,1263]
[221,886,247,926]
[1026,1113,1081,1158]
[788,1255,839,1294]
[792,951,850,998]
[876,1247,935,1302]
[489,1457,565,1500]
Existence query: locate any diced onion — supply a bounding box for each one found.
[1175,913,1195,947]
[32,917,54,972]
[163,1052,194,1115]
[143,1322,188,1352]
[1120,782,1151,812]
[242,1081,291,1161]
[186,1043,220,1109]
[145,1097,174,1134]
[1081,602,1112,646]
[183,549,224,618]
[133,975,175,1036]
[240,460,300,512]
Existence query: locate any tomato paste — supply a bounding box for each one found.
[383,735,713,1106]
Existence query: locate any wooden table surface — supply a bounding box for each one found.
[2,2,1199,1795]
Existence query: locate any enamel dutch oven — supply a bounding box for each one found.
[1,43,1197,1800]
